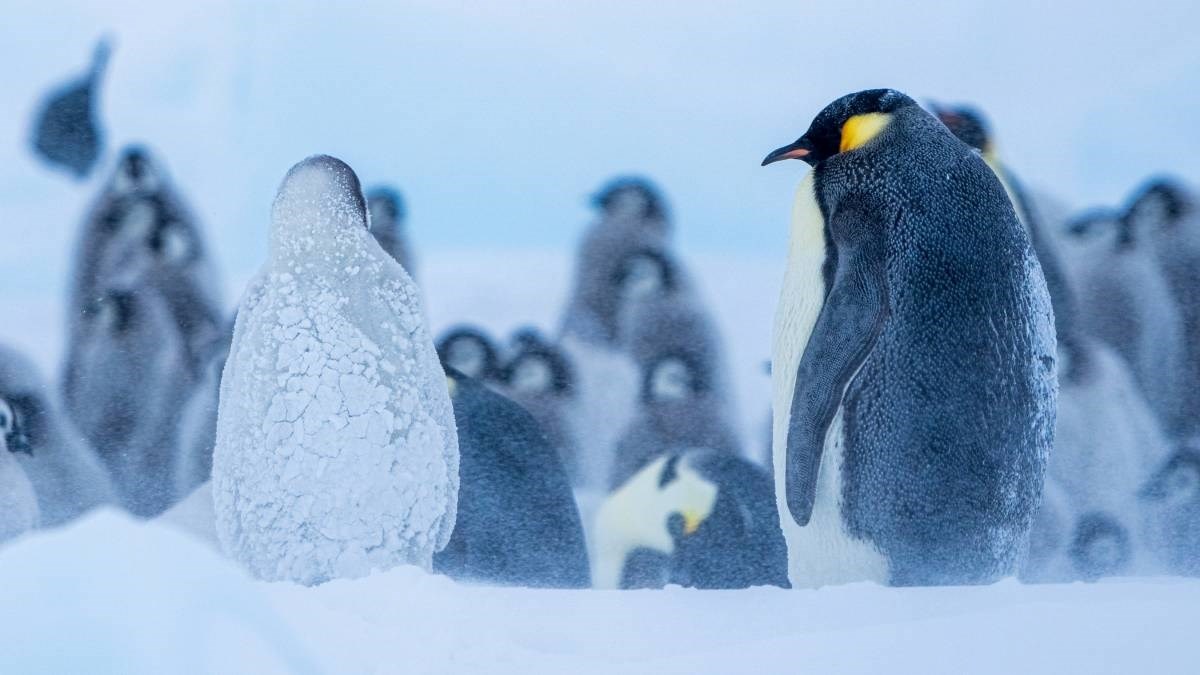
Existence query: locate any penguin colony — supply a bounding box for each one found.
[5,52,1199,590]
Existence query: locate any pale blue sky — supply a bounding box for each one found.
[1,0,1197,301]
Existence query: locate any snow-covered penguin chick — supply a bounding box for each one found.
[213,155,459,585]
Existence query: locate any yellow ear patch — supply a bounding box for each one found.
[840,113,892,153]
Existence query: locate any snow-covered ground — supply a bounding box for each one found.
[2,510,1196,674]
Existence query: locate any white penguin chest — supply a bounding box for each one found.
[770,172,888,587]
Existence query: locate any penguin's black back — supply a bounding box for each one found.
[434,373,590,588]
[826,106,1055,585]
[670,451,789,589]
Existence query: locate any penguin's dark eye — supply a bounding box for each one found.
[666,512,686,540]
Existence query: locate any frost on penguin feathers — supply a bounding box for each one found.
[213,155,459,586]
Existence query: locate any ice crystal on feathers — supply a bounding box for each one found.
[213,156,458,585]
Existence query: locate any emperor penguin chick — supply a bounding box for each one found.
[213,156,459,585]
[499,328,582,484]
[1060,207,1188,437]
[762,89,1055,587]
[0,344,114,526]
[367,186,415,277]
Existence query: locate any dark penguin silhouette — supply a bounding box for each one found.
[593,449,789,589]
[1069,511,1132,581]
[31,38,111,179]
[435,370,590,588]
[435,325,501,382]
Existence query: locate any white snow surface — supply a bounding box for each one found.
[213,158,458,585]
[1,510,1198,674]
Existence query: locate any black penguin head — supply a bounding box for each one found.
[0,396,33,456]
[614,248,676,301]
[1064,208,1123,244]
[929,103,992,154]
[762,89,914,167]
[436,326,499,381]
[642,352,707,403]
[367,186,407,232]
[1070,512,1132,581]
[1124,178,1193,235]
[113,145,160,194]
[592,176,667,221]
[1140,447,1200,505]
[502,341,574,397]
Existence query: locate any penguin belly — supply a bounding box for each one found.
[771,172,888,587]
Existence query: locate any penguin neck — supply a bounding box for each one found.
[268,201,373,269]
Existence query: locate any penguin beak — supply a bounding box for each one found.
[761,138,813,166]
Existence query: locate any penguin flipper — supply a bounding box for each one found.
[785,232,888,526]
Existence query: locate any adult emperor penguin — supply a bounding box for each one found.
[435,370,590,588]
[213,155,458,585]
[761,89,1056,587]
[0,396,39,544]
[933,104,1088,383]
[367,186,415,276]
[0,344,114,526]
[499,328,582,485]
[592,448,788,589]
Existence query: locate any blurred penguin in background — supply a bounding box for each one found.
[367,186,415,277]
[29,38,110,179]
[0,344,114,527]
[436,325,501,383]
[67,145,225,372]
[1050,343,1171,579]
[1131,178,1200,435]
[0,397,39,543]
[63,283,193,517]
[560,177,671,347]
[614,247,736,422]
[593,449,788,590]
[1140,443,1200,576]
[557,177,672,494]
[498,327,582,485]
[174,318,234,500]
[1060,206,1189,438]
[610,349,741,491]
[437,370,590,588]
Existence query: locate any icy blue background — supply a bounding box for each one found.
[1,0,1197,330]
